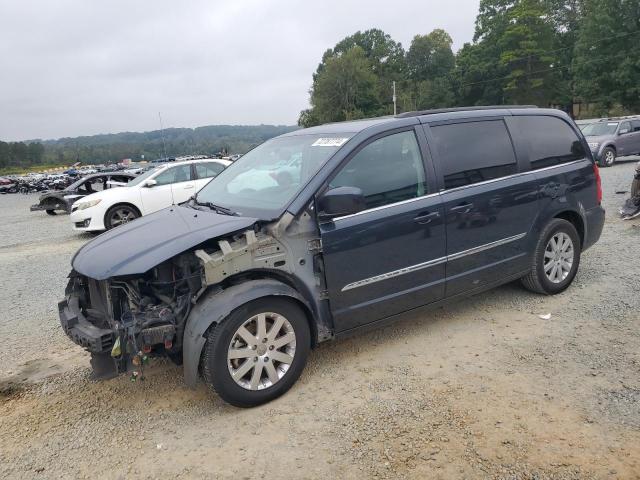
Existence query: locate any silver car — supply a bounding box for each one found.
[583,117,640,167]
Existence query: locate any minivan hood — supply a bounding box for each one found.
[72,205,258,280]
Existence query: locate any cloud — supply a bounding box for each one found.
[0,0,479,140]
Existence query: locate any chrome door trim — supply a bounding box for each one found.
[341,256,447,292]
[333,192,441,222]
[446,232,527,261]
[341,232,527,292]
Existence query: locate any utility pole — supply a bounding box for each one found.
[158,112,168,160]
[392,81,397,115]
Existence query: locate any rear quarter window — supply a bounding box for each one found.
[429,120,518,190]
[511,116,586,170]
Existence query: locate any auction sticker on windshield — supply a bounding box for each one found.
[312,137,349,147]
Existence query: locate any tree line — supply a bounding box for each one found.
[0,125,297,170]
[299,0,640,127]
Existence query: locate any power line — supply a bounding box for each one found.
[497,29,640,67]
[458,41,637,90]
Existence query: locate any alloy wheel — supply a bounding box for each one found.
[110,208,135,227]
[605,150,615,166]
[544,232,574,284]
[227,312,296,391]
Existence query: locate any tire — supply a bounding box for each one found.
[46,209,57,216]
[104,204,139,229]
[598,147,616,168]
[202,297,311,407]
[521,218,581,295]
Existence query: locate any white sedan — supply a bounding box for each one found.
[70,158,230,232]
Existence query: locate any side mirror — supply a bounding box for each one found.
[145,179,157,187]
[317,186,366,220]
[619,128,630,135]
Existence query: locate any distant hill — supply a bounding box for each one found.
[6,124,298,167]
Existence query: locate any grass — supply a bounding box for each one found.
[0,163,70,176]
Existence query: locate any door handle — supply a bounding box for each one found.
[184,184,194,189]
[413,211,440,224]
[450,202,474,214]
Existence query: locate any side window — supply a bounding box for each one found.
[511,116,586,170]
[330,130,427,210]
[91,178,106,191]
[632,120,640,132]
[195,162,225,179]
[620,121,631,134]
[430,120,517,190]
[154,164,192,186]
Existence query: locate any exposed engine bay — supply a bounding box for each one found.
[61,251,203,380]
[59,211,327,381]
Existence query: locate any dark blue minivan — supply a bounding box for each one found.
[59,106,605,406]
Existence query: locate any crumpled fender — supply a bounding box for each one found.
[182,278,310,387]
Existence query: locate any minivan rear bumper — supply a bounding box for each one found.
[583,205,605,251]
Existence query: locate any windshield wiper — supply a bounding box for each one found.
[192,197,238,216]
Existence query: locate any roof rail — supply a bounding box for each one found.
[600,115,639,121]
[395,105,538,118]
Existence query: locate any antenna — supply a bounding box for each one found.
[158,112,168,160]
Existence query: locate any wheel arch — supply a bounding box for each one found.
[553,210,585,248]
[103,202,142,225]
[182,278,317,388]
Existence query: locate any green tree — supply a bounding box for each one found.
[573,0,640,114]
[301,46,379,127]
[406,29,455,81]
[331,29,406,84]
[453,0,568,108]
[301,29,406,125]
[498,0,557,105]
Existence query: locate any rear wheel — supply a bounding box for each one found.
[598,147,616,168]
[104,204,139,229]
[521,219,581,295]
[202,298,310,407]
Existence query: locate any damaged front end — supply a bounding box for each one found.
[59,252,202,380]
[58,203,329,384]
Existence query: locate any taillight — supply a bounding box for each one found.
[593,162,602,204]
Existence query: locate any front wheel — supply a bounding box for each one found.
[521,219,581,295]
[104,204,139,229]
[202,298,310,407]
[598,147,616,168]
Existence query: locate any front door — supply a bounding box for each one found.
[426,118,539,297]
[170,164,196,203]
[617,121,634,156]
[140,164,193,214]
[319,129,446,333]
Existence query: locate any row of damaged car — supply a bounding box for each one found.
[29,158,231,229]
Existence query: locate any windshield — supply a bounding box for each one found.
[582,122,618,136]
[196,134,351,218]
[127,166,162,187]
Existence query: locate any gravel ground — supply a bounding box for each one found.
[1,159,639,479]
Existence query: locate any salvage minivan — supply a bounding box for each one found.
[59,106,605,407]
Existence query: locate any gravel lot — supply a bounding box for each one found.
[1,159,639,479]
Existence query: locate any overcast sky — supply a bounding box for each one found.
[0,0,480,141]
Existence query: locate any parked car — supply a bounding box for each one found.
[30,172,136,215]
[583,117,640,167]
[59,106,604,407]
[69,158,230,231]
